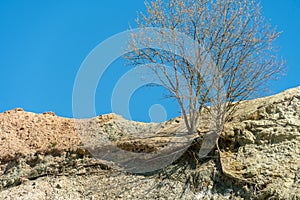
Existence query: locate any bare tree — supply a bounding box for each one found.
[127,0,283,146]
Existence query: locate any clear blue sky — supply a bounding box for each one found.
[0,1,299,122]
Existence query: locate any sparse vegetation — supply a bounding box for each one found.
[127,0,284,143]
[126,0,284,194]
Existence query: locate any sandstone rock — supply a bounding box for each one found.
[1,86,300,199]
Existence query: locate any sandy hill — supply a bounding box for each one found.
[1,86,300,199]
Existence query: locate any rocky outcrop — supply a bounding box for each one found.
[219,86,300,199]
[0,86,300,199]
